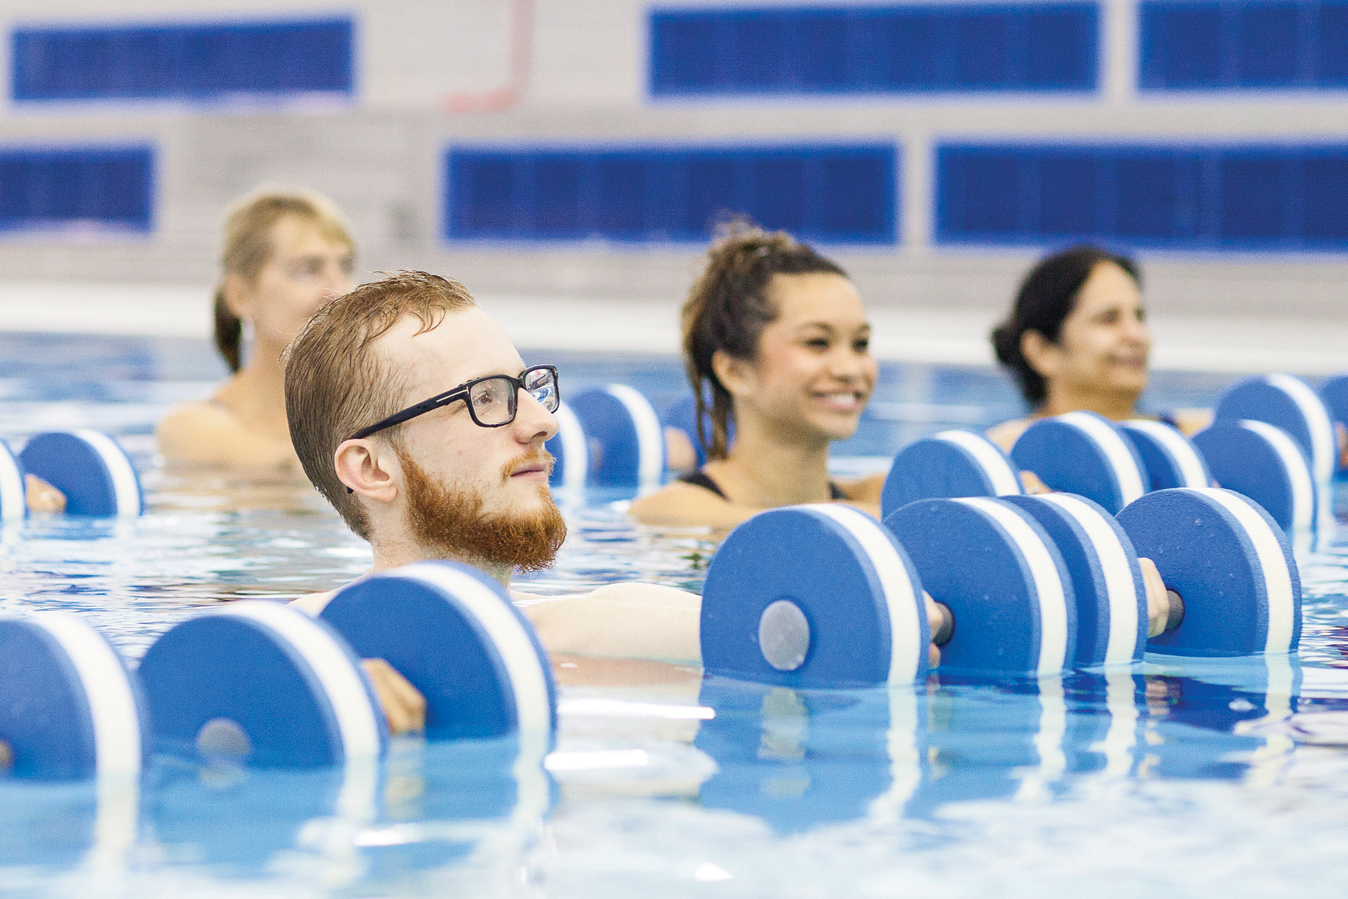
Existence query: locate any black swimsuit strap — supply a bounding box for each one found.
[678,469,848,502]
[676,469,728,500]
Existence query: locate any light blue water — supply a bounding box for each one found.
[2,333,1348,898]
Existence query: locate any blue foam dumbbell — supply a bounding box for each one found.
[0,612,149,780]
[0,439,24,523]
[1010,488,1299,661]
[1192,420,1316,532]
[319,560,556,741]
[885,497,1077,677]
[1318,373,1348,471]
[567,385,666,488]
[1118,488,1300,657]
[545,401,589,489]
[702,499,1080,683]
[20,430,143,517]
[138,601,387,768]
[1011,412,1148,513]
[1118,420,1211,491]
[1214,374,1336,489]
[1002,493,1148,669]
[701,505,931,688]
[880,429,1023,518]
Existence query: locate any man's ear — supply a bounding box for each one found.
[334,438,401,504]
[710,350,755,398]
[1020,329,1060,379]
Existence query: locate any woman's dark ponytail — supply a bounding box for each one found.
[213,286,242,373]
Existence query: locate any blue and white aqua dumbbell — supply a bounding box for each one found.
[1317,373,1348,471]
[1210,373,1335,534]
[138,561,555,766]
[546,385,665,489]
[0,612,150,780]
[1192,419,1316,533]
[546,401,589,489]
[698,489,1300,687]
[0,559,555,777]
[319,561,556,742]
[880,429,1023,518]
[878,420,1208,518]
[1011,411,1149,513]
[138,601,388,768]
[0,430,143,522]
[1213,374,1337,491]
[1117,420,1212,491]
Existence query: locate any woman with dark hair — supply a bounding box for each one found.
[986,244,1199,451]
[157,188,356,467]
[629,225,884,528]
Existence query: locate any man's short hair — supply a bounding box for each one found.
[283,270,477,538]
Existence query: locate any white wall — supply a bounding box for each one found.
[0,0,1345,337]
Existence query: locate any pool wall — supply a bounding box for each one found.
[0,0,1344,333]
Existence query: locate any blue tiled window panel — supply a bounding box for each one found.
[0,147,153,232]
[12,18,353,102]
[1140,0,1348,89]
[649,4,1098,95]
[445,145,897,244]
[936,144,1348,250]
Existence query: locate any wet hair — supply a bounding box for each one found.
[991,244,1142,406]
[283,271,476,538]
[214,188,354,372]
[681,222,848,460]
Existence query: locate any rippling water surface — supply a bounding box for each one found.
[2,334,1348,898]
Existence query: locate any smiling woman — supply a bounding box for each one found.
[628,225,884,529]
[156,187,357,468]
[985,245,1204,452]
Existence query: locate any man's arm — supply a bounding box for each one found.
[514,583,702,665]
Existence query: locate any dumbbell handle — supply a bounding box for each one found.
[932,602,955,648]
[1162,589,1185,634]
[931,587,1183,650]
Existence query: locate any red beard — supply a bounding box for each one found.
[400,450,567,574]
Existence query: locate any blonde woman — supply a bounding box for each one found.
[158,189,356,467]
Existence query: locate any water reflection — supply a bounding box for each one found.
[691,655,1322,835]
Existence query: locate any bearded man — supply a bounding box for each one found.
[282,272,702,725]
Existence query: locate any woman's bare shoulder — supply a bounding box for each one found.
[157,400,296,468]
[628,480,759,530]
[985,417,1032,453]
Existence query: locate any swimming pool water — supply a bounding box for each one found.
[3,333,1348,898]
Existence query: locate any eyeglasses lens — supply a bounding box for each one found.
[470,377,516,426]
[525,368,558,411]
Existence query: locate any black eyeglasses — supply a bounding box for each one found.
[349,364,559,440]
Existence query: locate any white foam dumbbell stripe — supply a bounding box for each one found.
[958,498,1069,677]
[1238,420,1315,532]
[1265,374,1336,486]
[1124,419,1210,488]
[31,612,142,778]
[809,505,925,685]
[604,384,665,487]
[211,602,382,761]
[397,562,555,734]
[0,442,24,522]
[72,430,141,517]
[1059,412,1147,507]
[1196,488,1297,654]
[1039,493,1141,666]
[936,429,1023,496]
[551,403,588,489]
